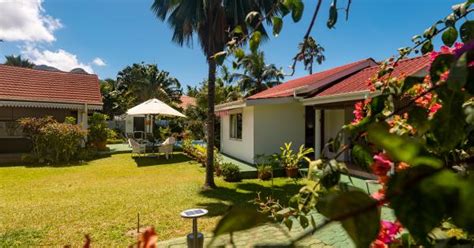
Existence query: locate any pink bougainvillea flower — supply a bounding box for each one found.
[429,103,442,115]
[372,153,393,176]
[378,220,403,243]
[352,101,365,124]
[371,188,385,201]
[371,239,388,248]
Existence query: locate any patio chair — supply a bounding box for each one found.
[158,137,176,159]
[129,138,146,157]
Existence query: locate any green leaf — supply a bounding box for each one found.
[370,95,387,116]
[453,176,474,232]
[388,166,463,243]
[233,25,243,34]
[402,76,424,92]
[299,215,309,229]
[431,89,466,152]
[234,48,245,60]
[430,54,455,83]
[423,25,437,39]
[320,161,341,188]
[212,51,227,66]
[318,191,380,248]
[441,27,458,47]
[407,106,430,134]
[460,20,474,42]
[249,31,262,53]
[367,123,421,164]
[284,218,293,231]
[291,0,304,22]
[421,40,433,54]
[447,53,468,91]
[464,101,474,125]
[245,11,260,24]
[211,207,268,241]
[327,0,338,29]
[272,17,283,36]
[351,144,374,171]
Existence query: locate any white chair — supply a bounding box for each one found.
[158,137,176,159]
[129,138,146,157]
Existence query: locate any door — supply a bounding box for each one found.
[323,109,346,160]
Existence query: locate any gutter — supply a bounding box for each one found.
[301,90,380,106]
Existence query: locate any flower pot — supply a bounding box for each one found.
[215,166,222,176]
[285,167,299,178]
[258,171,272,180]
[94,141,107,151]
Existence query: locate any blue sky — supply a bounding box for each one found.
[0,0,461,89]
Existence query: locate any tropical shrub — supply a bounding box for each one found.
[276,142,313,169]
[18,117,86,164]
[87,112,110,150]
[221,162,241,182]
[158,126,171,141]
[106,129,125,144]
[64,116,77,125]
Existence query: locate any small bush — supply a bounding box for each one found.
[18,117,86,164]
[88,113,110,150]
[221,163,241,182]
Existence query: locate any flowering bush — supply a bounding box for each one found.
[212,2,474,247]
[19,117,86,164]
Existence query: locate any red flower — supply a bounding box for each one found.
[352,101,365,124]
[372,153,393,177]
[429,103,442,115]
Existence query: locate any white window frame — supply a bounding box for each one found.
[229,113,242,140]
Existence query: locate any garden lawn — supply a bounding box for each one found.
[0,153,303,247]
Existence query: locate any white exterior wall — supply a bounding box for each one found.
[220,106,255,164]
[125,115,134,134]
[253,102,305,159]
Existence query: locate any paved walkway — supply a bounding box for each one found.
[220,153,257,179]
[158,175,393,248]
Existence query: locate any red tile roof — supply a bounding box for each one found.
[248,58,377,100]
[0,65,102,105]
[179,95,196,109]
[316,55,431,97]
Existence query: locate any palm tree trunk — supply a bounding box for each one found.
[204,58,217,189]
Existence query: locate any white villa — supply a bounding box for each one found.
[215,55,430,164]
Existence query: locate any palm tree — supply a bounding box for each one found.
[116,63,182,109]
[297,36,325,74]
[4,55,35,68]
[232,51,284,96]
[152,0,278,188]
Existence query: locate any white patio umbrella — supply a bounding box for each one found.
[127,98,186,117]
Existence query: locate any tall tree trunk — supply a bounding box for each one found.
[204,58,217,189]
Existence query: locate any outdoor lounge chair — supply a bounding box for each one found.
[158,137,176,159]
[129,138,146,157]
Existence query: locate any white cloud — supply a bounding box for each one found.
[0,0,62,42]
[92,57,106,66]
[22,45,94,73]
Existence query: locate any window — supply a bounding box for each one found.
[230,113,242,140]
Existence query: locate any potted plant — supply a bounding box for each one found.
[278,142,313,178]
[255,154,273,180]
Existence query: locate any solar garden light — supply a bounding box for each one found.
[180,208,208,248]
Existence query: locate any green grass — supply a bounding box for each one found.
[0,153,303,246]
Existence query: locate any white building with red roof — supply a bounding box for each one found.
[215,55,430,164]
[0,65,102,153]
